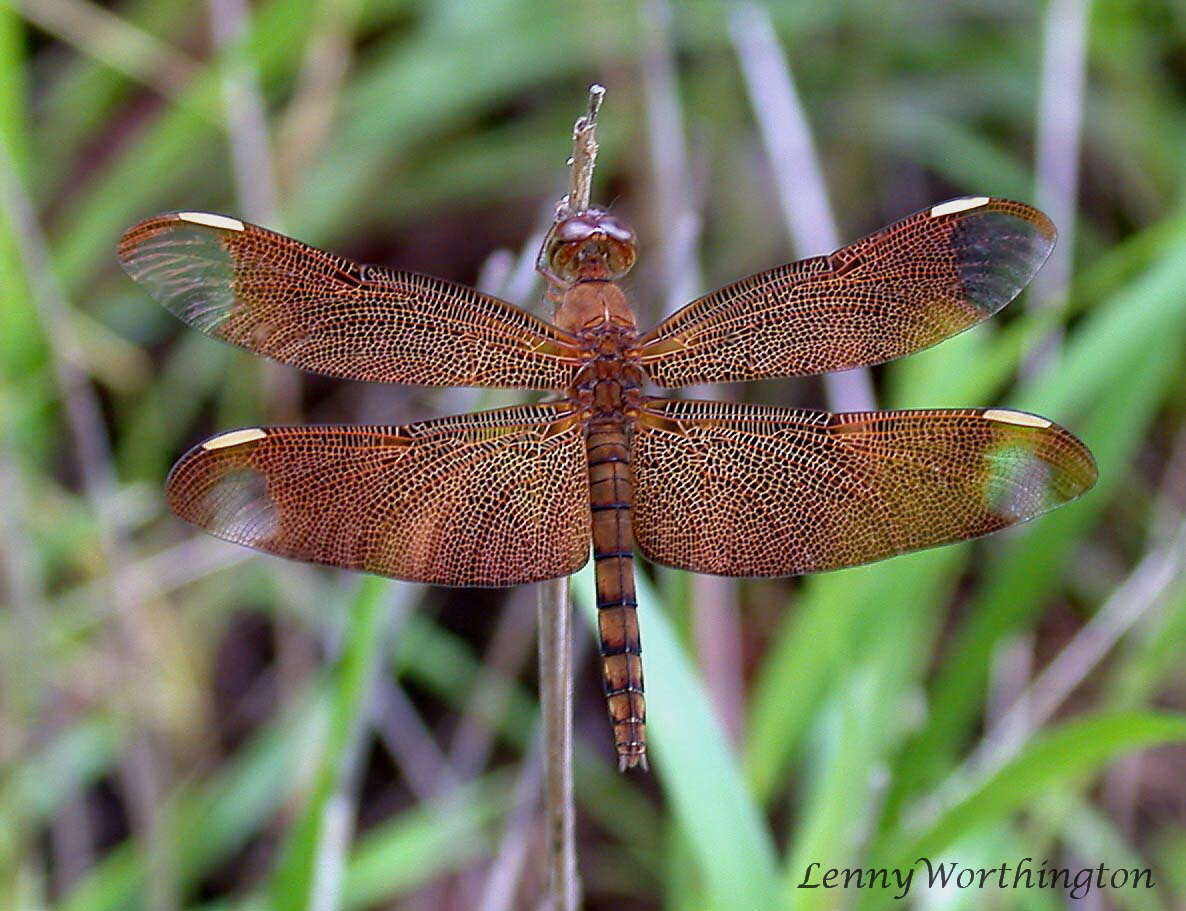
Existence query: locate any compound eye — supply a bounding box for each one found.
[600,217,635,244]
[556,217,595,242]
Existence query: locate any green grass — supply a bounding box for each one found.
[4,1,1186,909]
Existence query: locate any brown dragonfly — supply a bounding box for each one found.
[118,195,1096,771]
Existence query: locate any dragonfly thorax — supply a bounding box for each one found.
[560,281,644,418]
[555,279,638,334]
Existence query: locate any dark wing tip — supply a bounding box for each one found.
[931,198,1056,317]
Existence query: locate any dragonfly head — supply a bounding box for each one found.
[538,208,637,286]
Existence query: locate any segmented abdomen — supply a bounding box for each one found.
[586,420,647,771]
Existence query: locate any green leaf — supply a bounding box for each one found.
[574,565,781,911]
[342,775,508,909]
[268,576,393,911]
[876,713,1186,871]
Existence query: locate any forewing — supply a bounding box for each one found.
[639,197,1055,386]
[166,404,590,586]
[632,399,1095,576]
[119,212,582,389]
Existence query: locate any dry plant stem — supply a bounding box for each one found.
[729,2,876,413]
[560,84,604,218]
[533,83,605,911]
[986,633,1035,730]
[372,675,456,802]
[536,576,578,911]
[207,0,280,226]
[1026,0,1090,374]
[206,0,301,425]
[642,0,704,313]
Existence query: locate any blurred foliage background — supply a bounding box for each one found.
[3,0,1186,909]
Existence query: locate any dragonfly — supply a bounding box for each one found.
[118,195,1096,771]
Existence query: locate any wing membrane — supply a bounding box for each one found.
[639,197,1055,386]
[166,403,590,585]
[119,213,583,389]
[632,398,1095,576]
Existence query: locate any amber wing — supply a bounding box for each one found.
[118,213,583,389]
[638,197,1055,386]
[631,399,1096,576]
[166,403,590,586]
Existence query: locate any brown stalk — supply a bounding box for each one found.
[535,83,606,911]
[728,2,877,413]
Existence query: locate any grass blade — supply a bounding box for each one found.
[574,564,781,911]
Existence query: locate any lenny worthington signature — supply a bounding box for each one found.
[796,857,1154,901]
